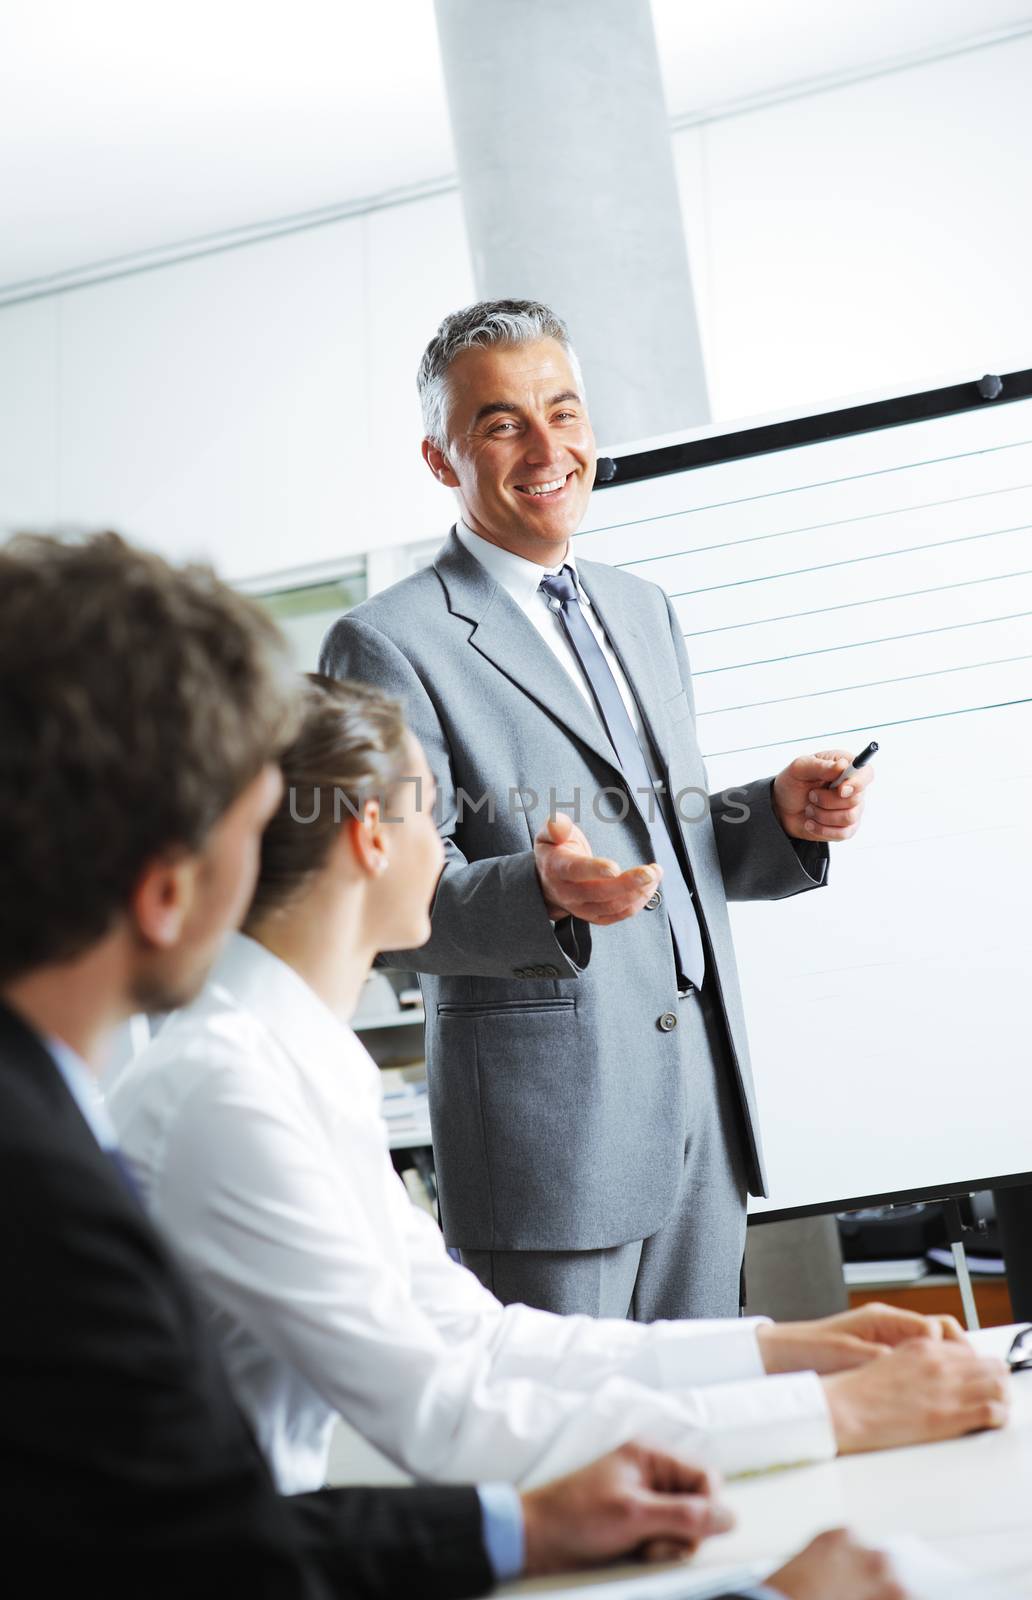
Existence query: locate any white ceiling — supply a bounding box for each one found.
[0,0,1028,294]
[653,0,1031,112]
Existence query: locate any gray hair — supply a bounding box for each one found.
[417,298,583,449]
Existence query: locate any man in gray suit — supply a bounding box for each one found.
[320,299,872,1321]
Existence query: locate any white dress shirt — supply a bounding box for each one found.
[106,934,834,1493]
[50,1022,522,1576]
[455,518,657,760]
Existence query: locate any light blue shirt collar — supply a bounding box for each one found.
[48,1035,119,1151]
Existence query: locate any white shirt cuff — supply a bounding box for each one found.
[652,1316,771,1390]
[689,1370,835,1478]
[477,1482,524,1582]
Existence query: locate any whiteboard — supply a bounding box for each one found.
[576,375,1032,1218]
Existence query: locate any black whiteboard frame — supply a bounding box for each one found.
[596,366,1032,1226]
[595,367,1032,493]
[752,1171,1032,1229]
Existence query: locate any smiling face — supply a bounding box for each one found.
[422,337,597,566]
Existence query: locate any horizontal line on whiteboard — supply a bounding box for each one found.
[694,608,1032,676]
[576,436,1032,546]
[700,695,1032,758]
[780,958,900,980]
[682,566,1032,639]
[667,519,1032,601]
[697,650,1032,717]
[615,477,1032,569]
[863,820,1022,851]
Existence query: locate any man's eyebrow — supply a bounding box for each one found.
[470,390,582,428]
[470,400,523,427]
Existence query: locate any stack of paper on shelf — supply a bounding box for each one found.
[379,1065,431,1143]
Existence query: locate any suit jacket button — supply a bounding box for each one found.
[645,891,662,910]
[544,965,560,977]
[513,967,526,978]
[657,1011,678,1032]
[533,965,548,977]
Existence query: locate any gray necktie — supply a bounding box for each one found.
[539,566,705,988]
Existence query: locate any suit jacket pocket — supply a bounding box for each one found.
[437,998,575,1020]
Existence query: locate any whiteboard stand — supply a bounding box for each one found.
[943,1197,980,1332]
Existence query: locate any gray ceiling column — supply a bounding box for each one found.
[433,0,709,445]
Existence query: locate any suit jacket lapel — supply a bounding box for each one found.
[576,559,674,770]
[0,1001,115,1172]
[433,530,621,774]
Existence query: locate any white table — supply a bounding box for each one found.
[499,1328,1032,1597]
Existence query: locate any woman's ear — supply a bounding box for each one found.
[348,798,389,879]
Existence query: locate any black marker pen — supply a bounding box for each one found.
[824,739,879,790]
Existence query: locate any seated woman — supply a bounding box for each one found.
[107,675,1004,1500]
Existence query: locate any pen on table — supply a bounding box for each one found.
[824,740,879,790]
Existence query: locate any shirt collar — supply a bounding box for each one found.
[455,518,589,608]
[48,1034,120,1151]
[206,932,373,1103]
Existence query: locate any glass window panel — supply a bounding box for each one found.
[256,573,367,669]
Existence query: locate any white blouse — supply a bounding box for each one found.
[107,934,834,1492]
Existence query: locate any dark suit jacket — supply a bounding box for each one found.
[0,999,492,1600]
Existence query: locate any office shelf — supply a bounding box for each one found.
[353,1009,425,1033]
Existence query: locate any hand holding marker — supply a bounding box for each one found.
[825,740,879,791]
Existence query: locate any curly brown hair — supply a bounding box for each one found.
[0,531,300,983]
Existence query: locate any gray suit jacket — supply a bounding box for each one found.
[320,530,826,1252]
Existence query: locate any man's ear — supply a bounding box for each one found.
[348,798,389,879]
[422,438,459,489]
[130,853,199,951]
